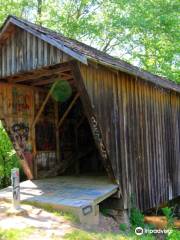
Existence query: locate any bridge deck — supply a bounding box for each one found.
[0,176,118,224]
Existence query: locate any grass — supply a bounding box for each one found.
[64,229,156,240]
[0,227,178,240]
[23,200,79,223]
[22,203,156,240]
[1,201,177,240]
[0,228,33,240]
[167,229,180,240]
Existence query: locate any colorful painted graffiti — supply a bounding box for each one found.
[11,123,29,151]
[91,116,108,160]
[0,119,33,178]
[11,122,33,170]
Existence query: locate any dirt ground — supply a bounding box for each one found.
[0,201,119,240]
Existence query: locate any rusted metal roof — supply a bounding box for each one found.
[0,15,179,93]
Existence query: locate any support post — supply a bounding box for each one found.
[31,81,58,177]
[55,101,61,163]
[11,168,20,210]
[32,91,37,178]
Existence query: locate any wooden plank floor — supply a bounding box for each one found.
[0,176,118,209]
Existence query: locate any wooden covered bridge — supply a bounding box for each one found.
[0,15,179,222]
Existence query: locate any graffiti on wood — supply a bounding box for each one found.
[12,87,30,114]
[11,123,29,150]
[36,152,56,170]
[91,116,108,160]
[11,122,33,169]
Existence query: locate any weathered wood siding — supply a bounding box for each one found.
[0,27,71,78]
[0,83,56,175]
[80,63,180,210]
[0,83,34,170]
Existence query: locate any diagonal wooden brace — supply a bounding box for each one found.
[1,119,33,180]
[32,81,58,128]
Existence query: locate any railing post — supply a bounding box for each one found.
[11,168,20,210]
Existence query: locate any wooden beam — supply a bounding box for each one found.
[57,93,80,129]
[1,119,33,180]
[60,72,72,78]
[31,75,73,86]
[70,61,116,183]
[55,101,61,164]
[32,78,57,86]
[10,69,71,83]
[32,90,37,179]
[32,81,58,128]
[7,63,71,83]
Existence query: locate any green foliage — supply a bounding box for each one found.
[0,121,20,188]
[64,230,94,240]
[52,80,72,102]
[161,207,173,219]
[100,208,110,216]
[64,229,124,240]
[119,223,127,232]
[0,228,33,240]
[166,229,180,240]
[102,0,180,82]
[162,207,173,219]
[64,229,156,240]
[161,207,174,227]
[0,0,179,83]
[130,207,145,228]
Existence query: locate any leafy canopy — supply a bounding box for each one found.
[0,0,179,83]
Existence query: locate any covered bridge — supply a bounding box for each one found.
[0,15,179,215]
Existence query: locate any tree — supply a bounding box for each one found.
[0,0,179,83]
[102,0,180,82]
[0,121,20,188]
